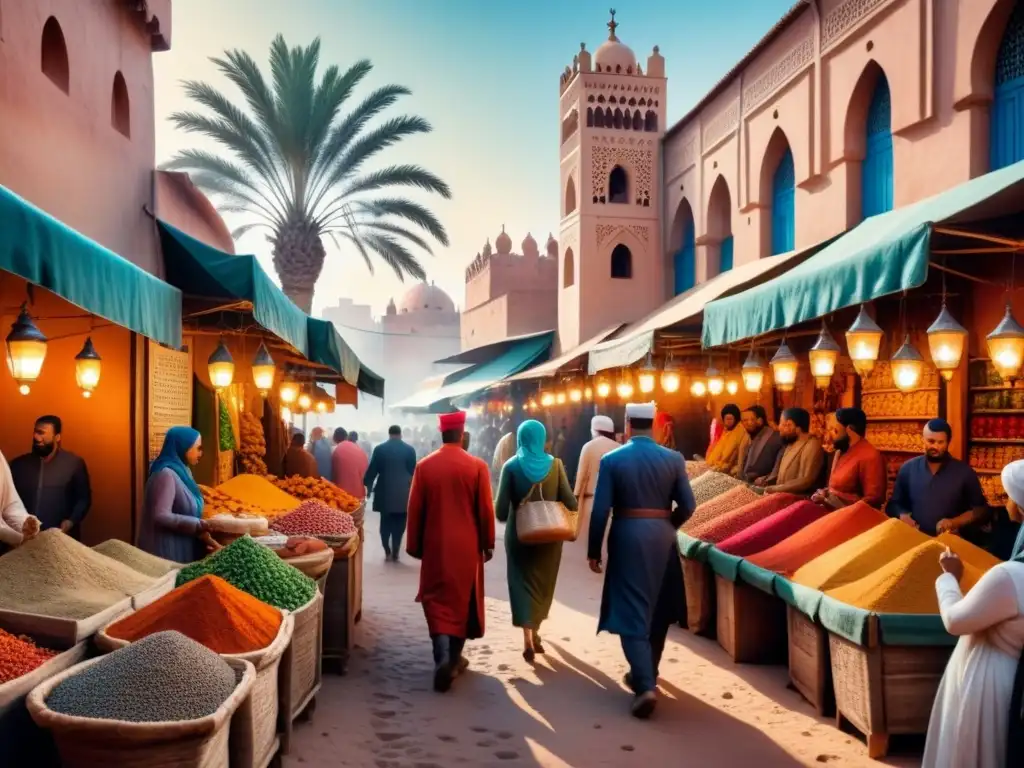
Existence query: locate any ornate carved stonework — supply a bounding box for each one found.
[596,224,650,247]
[665,132,698,175]
[590,144,654,203]
[742,36,814,113]
[822,0,890,49]
[703,100,740,147]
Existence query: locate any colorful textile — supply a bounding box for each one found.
[516,420,554,484]
[686,492,800,544]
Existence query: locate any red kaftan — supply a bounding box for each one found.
[406,444,496,639]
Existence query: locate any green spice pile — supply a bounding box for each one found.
[46,631,237,722]
[0,530,155,619]
[176,535,316,611]
[93,539,178,578]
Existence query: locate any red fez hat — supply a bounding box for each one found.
[438,411,467,431]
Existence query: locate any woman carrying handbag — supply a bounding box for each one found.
[495,419,578,662]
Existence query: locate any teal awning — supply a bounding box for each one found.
[392,332,554,412]
[158,221,384,398]
[702,159,1024,348]
[0,184,181,347]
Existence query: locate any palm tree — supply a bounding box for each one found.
[163,35,451,312]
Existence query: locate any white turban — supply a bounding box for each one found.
[591,415,614,434]
[624,402,656,420]
[1003,460,1024,508]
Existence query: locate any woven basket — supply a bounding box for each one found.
[276,548,334,580]
[26,656,255,768]
[515,483,578,544]
[94,612,294,768]
[279,591,323,754]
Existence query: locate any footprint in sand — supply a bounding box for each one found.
[496,731,513,739]
[437,734,458,743]
[376,733,407,743]
[470,726,489,733]
[373,710,397,719]
[477,740,496,748]
[495,751,520,761]
[374,692,400,701]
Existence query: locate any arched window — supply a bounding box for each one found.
[673,208,696,295]
[608,165,628,204]
[594,108,605,128]
[586,107,594,127]
[610,244,632,279]
[563,248,575,288]
[41,17,69,93]
[771,148,796,254]
[111,71,131,138]
[645,110,658,132]
[861,76,893,218]
[707,175,733,276]
[613,108,623,129]
[992,2,1024,170]
[564,176,577,216]
[632,110,643,131]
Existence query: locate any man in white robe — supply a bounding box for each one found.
[573,415,619,547]
[0,450,39,550]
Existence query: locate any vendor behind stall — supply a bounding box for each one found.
[0,450,40,552]
[887,419,988,537]
[736,405,783,483]
[705,404,746,473]
[283,432,319,479]
[757,407,824,496]
[812,407,886,510]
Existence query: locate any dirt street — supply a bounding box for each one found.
[284,516,921,767]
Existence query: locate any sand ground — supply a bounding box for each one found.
[283,515,922,768]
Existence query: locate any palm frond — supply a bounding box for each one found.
[355,221,435,255]
[230,222,269,240]
[362,233,427,282]
[349,198,449,247]
[308,59,373,171]
[176,82,275,173]
[324,116,432,190]
[161,149,267,202]
[212,49,284,148]
[342,165,452,201]
[337,231,376,275]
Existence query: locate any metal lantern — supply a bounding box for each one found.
[926,304,967,382]
[540,391,555,408]
[207,339,235,389]
[846,305,884,376]
[279,378,299,405]
[726,379,739,396]
[569,384,583,403]
[706,366,724,396]
[296,387,313,412]
[74,337,102,398]
[987,305,1024,383]
[584,385,594,401]
[891,335,926,393]
[596,379,611,399]
[555,390,567,405]
[742,349,765,393]
[637,354,657,394]
[660,356,680,393]
[690,379,707,397]
[251,343,276,394]
[5,306,47,395]
[770,342,799,392]
[808,323,841,389]
[616,370,634,399]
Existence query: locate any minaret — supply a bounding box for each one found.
[557,10,667,350]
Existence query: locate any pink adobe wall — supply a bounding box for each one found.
[0,1,169,275]
[662,0,1015,286]
[155,171,235,254]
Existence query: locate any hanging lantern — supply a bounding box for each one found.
[541,391,555,408]
[556,390,567,405]
[637,354,657,394]
[584,385,594,401]
[726,379,739,396]
[596,378,611,398]
[846,305,884,376]
[5,306,47,395]
[926,304,967,382]
[251,343,276,394]
[660,356,681,393]
[706,366,724,396]
[690,379,707,397]
[616,370,634,399]
[207,339,235,389]
[891,335,926,393]
[527,398,538,412]
[279,378,299,405]
[808,323,841,389]
[770,342,799,392]
[742,349,765,393]
[315,398,328,414]
[569,384,583,403]
[987,304,1024,382]
[74,337,102,398]
[297,387,313,412]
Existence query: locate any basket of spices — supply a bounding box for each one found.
[92,541,180,610]
[96,576,293,768]
[27,631,255,767]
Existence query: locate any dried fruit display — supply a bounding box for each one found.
[866,422,924,453]
[862,390,939,419]
[862,361,940,391]
[980,474,1008,506]
[969,445,1024,472]
[273,476,361,513]
[972,389,1024,411]
[970,415,1024,440]
[239,410,268,476]
[199,484,273,520]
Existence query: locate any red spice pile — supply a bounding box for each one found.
[682,485,759,533]
[0,628,58,684]
[717,500,828,557]
[686,493,800,544]
[270,500,357,537]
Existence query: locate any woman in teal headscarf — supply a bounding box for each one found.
[139,426,214,563]
[495,419,578,661]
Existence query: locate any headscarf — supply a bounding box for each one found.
[516,419,554,484]
[1003,460,1024,561]
[150,426,204,516]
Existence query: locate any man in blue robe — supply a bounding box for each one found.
[588,402,696,719]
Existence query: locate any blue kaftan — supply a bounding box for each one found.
[588,437,696,637]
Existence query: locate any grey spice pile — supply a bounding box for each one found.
[93,539,178,579]
[46,631,238,723]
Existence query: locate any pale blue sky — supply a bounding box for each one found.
[154,0,795,318]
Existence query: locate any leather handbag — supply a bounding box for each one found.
[515,482,578,544]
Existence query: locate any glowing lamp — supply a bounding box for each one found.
[706,366,724,396]
[569,386,583,403]
[726,379,739,396]
[556,391,567,405]
[926,305,967,382]
[770,342,799,392]
[251,343,276,394]
[584,386,594,401]
[279,379,299,404]
[616,371,634,399]
[846,306,884,376]
[315,399,328,413]
[690,379,707,397]
[297,389,313,411]
[207,340,235,389]
[987,305,1024,382]
[637,354,657,394]
[596,380,611,398]
[891,335,925,393]
[70,336,103,399]
[808,323,841,389]
[742,349,765,393]
[527,398,538,411]
[5,306,47,395]
[541,391,555,408]
[660,357,680,393]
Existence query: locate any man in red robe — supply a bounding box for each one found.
[406,410,496,692]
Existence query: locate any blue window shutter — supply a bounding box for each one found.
[992,3,1024,171]
[673,220,696,295]
[719,235,734,274]
[862,77,893,219]
[771,148,795,255]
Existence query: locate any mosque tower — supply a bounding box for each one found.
[557,10,667,350]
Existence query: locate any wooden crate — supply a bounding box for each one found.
[828,618,953,758]
[682,556,715,637]
[279,591,324,756]
[322,541,358,675]
[715,575,786,664]
[787,606,833,715]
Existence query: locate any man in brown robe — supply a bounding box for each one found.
[281,432,319,479]
[407,410,496,692]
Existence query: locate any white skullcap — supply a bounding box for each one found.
[591,415,614,433]
[1003,460,1024,507]
[625,402,656,420]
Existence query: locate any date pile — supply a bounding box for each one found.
[270,500,357,538]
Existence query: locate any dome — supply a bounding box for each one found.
[545,233,558,258]
[495,226,512,255]
[594,12,636,73]
[522,232,539,258]
[397,281,455,314]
